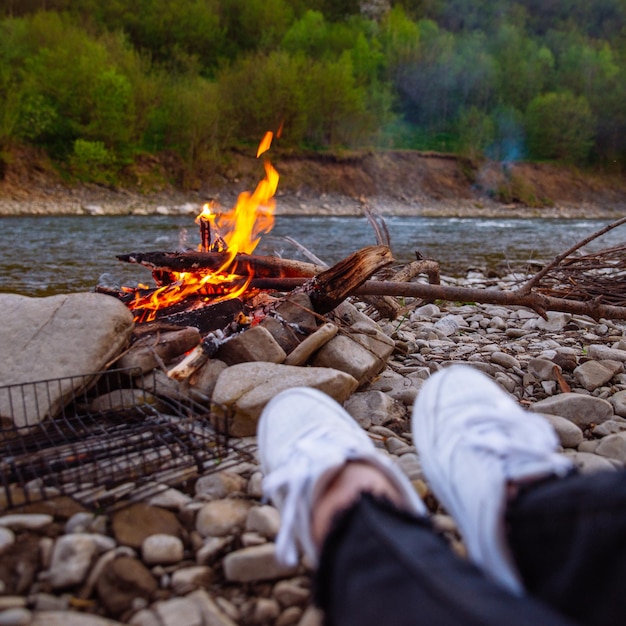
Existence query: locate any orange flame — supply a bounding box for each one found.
[128,133,279,322]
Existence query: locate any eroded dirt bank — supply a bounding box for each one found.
[1,148,625,218]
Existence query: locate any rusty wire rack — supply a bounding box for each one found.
[0,368,255,512]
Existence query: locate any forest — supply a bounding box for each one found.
[0,0,625,188]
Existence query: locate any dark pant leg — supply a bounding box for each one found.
[507,468,626,626]
[315,493,574,626]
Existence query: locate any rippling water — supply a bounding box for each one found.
[1,214,624,297]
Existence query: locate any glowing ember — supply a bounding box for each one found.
[128,132,279,322]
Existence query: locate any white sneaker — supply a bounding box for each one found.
[259,387,426,566]
[412,365,573,595]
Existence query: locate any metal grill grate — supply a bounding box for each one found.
[0,369,254,512]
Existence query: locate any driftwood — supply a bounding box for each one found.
[117,251,325,279]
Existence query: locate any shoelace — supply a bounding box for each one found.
[263,429,369,566]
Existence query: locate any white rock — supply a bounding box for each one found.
[141,534,184,565]
[0,527,15,554]
[48,534,100,589]
[196,499,253,537]
[246,505,281,539]
[223,544,298,582]
[0,514,53,531]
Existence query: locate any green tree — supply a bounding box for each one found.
[304,52,371,147]
[525,91,595,163]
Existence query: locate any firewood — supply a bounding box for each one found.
[117,250,326,279]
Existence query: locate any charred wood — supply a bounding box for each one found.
[117,251,326,279]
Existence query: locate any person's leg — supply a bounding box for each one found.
[412,365,574,595]
[507,467,626,626]
[315,492,573,626]
[259,386,574,626]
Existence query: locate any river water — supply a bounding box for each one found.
[1,215,625,297]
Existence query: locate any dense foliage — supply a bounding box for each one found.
[1,0,625,185]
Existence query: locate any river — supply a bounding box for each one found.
[1,215,624,297]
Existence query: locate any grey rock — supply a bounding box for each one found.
[117,327,200,373]
[0,609,32,626]
[610,390,626,417]
[528,358,561,381]
[0,293,134,428]
[312,333,392,384]
[564,450,616,473]
[141,534,184,565]
[188,359,229,398]
[211,362,358,437]
[195,472,247,501]
[31,612,125,626]
[529,393,614,428]
[187,589,238,626]
[0,528,15,554]
[153,597,203,626]
[246,505,281,539]
[595,433,626,463]
[588,344,626,362]
[574,360,622,391]
[223,543,298,582]
[171,566,213,594]
[490,352,520,369]
[433,316,459,337]
[273,579,311,607]
[541,414,584,448]
[534,312,571,332]
[196,537,231,565]
[592,419,626,437]
[48,533,99,589]
[217,326,286,365]
[344,391,403,428]
[196,499,253,537]
[0,514,53,531]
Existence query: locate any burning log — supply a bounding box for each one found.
[117,251,326,280]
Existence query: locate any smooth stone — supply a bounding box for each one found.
[48,533,100,589]
[188,359,229,398]
[196,537,231,565]
[528,358,561,381]
[410,304,441,319]
[529,393,614,428]
[222,543,298,582]
[0,608,31,626]
[343,390,403,428]
[563,450,616,473]
[534,312,571,332]
[587,344,626,362]
[96,556,157,617]
[153,597,203,626]
[148,487,192,510]
[273,579,311,606]
[246,505,281,540]
[217,325,286,365]
[171,566,213,595]
[595,433,626,463]
[0,514,53,531]
[211,362,358,437]
[610,390,626,417]
[187,590,238,626]
[31,612,125,626]
[490,352,520,369]
[195,472,247,500]
[312,333,392,384]
[142,534,184,565]
[0,528,15,554]
[111,503,183,549]
[196,499,253,537]
[0,292,134,427]
[592,419,626,437]
[541,414,584,448]
[573,360,622,391]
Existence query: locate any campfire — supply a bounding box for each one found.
[102,132,399,391]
